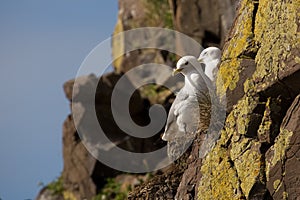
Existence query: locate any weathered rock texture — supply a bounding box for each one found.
[37,73,164,200]
[112,0,236,74]
[112,0,174,74]
[197,0,300,199]
[266,95,300,200]
[129,0,300,199]
[37,0,300,199]
[169,0,236,50]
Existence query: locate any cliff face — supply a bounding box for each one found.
[37,0,300,199]
[197,0,300,199]
[128,0,300,199]
[112,0,236,74]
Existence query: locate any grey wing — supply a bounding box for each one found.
[176,96,200,133]
[162,90,188,141]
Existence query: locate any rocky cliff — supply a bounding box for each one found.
[129,0,300,199]
[198,0,300,199]
[36,0,300,199]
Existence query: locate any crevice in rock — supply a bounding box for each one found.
[91,162,121,194]
[251,0,259,34]
[228,158,246,198]
[248,152,273,200]
[255,77,297,153]
[248,180,273,200]
[170,0,177,17]
[220,134,233,148]
[245,102,265,139]
[260,95,293,146]
[238,48,258,59]
[260,142,271,154]
[73,131,81,143]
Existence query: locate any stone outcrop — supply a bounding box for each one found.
[197,0,300,199]
[37,0,300,199]
[266,95,300,199]
[37,72,165,200]
[112,0,174,75]
[112,0,236,75]
[130,0,300,199]
[169,0,237,49]
[62,75,98,200]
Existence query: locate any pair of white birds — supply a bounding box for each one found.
[162,47,221,142]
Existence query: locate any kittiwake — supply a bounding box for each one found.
[162,47,222,160]
[198,47,221,81]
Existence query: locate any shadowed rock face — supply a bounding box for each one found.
[37,0,300,199]
[197,0,300,199]
[57,73,165,200]
[265,95,300,200]
[130,0,300,199]
[169,0,237,48]
[37,0,236,196]
[112,0,236,74]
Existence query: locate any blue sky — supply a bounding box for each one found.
[0,1,118,199]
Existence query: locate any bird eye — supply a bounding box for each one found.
[184,61,188,65]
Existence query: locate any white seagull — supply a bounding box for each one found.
[198,47,221,82]
[162,47,221,159]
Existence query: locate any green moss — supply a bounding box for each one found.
[198,94,263,198]
[47,176,64,195]
[234,96,259,135]
[200,0,300,198]
[92,178,130,200]
[142,0,173,28]
[243,79,255,94]
[295,56,300,64]
[271,129,293,166]
[140,84,172,105]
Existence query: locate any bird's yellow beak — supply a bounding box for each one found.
[172,68,183,76]
[197,58,204,63]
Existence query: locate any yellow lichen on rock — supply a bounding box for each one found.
[222,0,255,59]
[63,191,77,200]
[230,138,262,196]
[198,93,261,199]
[265,129,293,181]
[217,0,256,96]
[198,146,243,200]
[198,0,300,199]
[273,179,281,191]
[217,59,241,96]
[254,0,300,89]
[112,18,124,73]
[233,96,259,135]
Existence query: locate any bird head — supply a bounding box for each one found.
[173,56,200,76]
[197,47,221,81]
[197,47,221,63]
